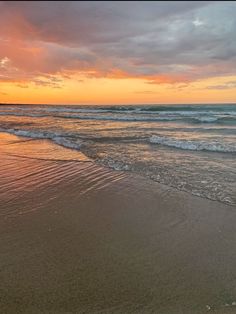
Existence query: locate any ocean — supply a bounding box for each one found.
[0,103,235,206]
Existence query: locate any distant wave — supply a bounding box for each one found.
[58,114,179,122]
[0,112,47,118]
[0,107,236,125]
[0,111,179,121]
[50,113,236,123]
[18,106,137,114]
[193,116,219,123]
[46,107,113,113]
[150,135,236,152]
[192,116,236,124]
[140,104,236,112]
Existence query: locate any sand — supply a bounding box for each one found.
[0,133,236,314]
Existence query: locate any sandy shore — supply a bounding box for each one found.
[0,133,236,314]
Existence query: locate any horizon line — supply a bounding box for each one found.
[0,102,236,106]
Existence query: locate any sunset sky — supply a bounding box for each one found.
[0,1,236,105]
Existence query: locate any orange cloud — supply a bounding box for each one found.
[0,1,236,104]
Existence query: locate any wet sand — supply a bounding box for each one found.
[0,133,236,314]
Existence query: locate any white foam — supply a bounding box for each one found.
[194,116,218,123]
[53,136,82,150]
[0,128,82,151]
[150,135,236,152]
[0,128,54,139]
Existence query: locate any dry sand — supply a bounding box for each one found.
[0,133,236,314]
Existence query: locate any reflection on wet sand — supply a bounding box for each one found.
[0,133,236,314]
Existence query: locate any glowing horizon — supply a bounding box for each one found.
[1,1,236,105]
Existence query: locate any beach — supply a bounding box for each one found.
[1,0,236,312]
[1,132,236,314]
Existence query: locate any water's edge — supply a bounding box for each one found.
[1,130,235,207]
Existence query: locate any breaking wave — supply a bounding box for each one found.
[0,128,83,151]
[1,127,235,154]
[150,135,236,152]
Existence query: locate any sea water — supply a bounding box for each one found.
[0,103,235,205]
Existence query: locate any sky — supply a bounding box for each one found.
[0,1,236,105]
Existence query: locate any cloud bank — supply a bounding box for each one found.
[0,1,236,86]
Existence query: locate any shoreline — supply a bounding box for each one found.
[0,129,235,207]
[0,133,236,313]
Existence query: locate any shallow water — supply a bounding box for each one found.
[0,103,235,205]
[1,133,236,314]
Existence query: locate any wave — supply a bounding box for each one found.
[53,136,82,150]
[0,111,180,121]
[1,127,235,154]
[0,106,236,125]
[0,112,236,124]
[192,116,236,124]
[0,128,83,151]
[45,107,112,113]
[141,104,236,112]
[0,128,57,139]
[193,116,219,123]
[0,112,47,118]
[0,110,179,121]
[58,114,179,122]
[150,135,236,152]
[13,106,236,117]
[18,106,138,114]
[54,113,236,124]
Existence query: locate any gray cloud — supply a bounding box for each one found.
[0,1,236,83]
